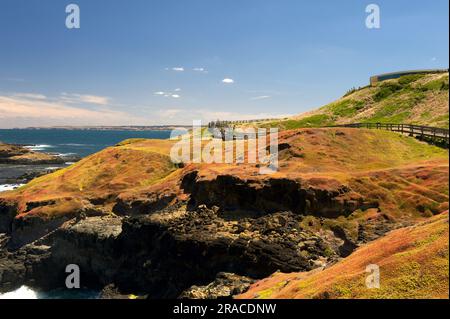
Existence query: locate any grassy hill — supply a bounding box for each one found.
[237,211,449,299]
[1,128,447,222]
[259,72,449,130]
[0,139,179,219]
[1,129,448,298]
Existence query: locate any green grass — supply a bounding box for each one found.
[422,75,449,91]
[265,114,333,130]
[373,82,403,102]
[329,100,365,117]
[398,74,425,85]
[432,114,449,128]
[240,72,448,130]
[115,138,148,146]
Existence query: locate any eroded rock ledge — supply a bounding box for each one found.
[0,168,399,298]
[0,196,402,298]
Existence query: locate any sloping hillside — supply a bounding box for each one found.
[237,211,449,299]
[261,72,449,130]
[0,139,179,220]
[1,128,447,249]
[1,129,447,220]
[0,128,448,297]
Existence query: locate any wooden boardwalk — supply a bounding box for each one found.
[330,123,449,144]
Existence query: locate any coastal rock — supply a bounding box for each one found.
[0,206,339,298]
[183,173,379,218]
[0,200,17,233]
[178,272,255,299]
[111,207,337,297]
[0,243,51,293]
[0,143,65,165]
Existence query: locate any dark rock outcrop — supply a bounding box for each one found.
[0,172,390,299]
[182,173,379,218]
[0,200,17,234]
[0,143,65,165]
[0,206,340,298]
[179,272,255,299]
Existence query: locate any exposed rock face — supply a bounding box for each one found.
[113,207,335,297]
[182,173,379,218]
[9,216,72,250]
[0,216,122,293]
[0,205,345,298]
[179,272,255,299]
[113,193,177,216]
[0,167,413,299]
[0,200,17,234]
[0,243,52,293]
[0,169,400,298]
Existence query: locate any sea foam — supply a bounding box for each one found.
[0,286,38,299]
[0,184,24,192]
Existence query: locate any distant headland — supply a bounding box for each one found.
[15,125,193,131]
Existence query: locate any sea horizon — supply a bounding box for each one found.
[0,128,174,158]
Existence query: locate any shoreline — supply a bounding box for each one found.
[3,126,190,132]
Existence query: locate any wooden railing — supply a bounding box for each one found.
[330,123,449,143]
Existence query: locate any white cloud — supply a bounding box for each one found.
[431,57,437,62]
[155,89,181,98]
[13,93,47,100]
[60,93,110,105]
[250,95,271,100]
[222,78,234,84]
[0,94,142,128]
[172,67,185,72]
[193,67,208,73]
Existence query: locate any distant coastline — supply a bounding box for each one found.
[14,125,192,131]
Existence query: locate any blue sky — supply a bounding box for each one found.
[0,0,448,127]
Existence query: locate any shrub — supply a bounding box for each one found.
[330,100,366,117]
[423,76,449,91]
[279,114,333,129]
[373,82,403,102]
[398,74,424,85]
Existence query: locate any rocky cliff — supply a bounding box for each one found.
[0,129,448,298]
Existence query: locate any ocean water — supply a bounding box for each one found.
[0,129,173,158]
[0,129,177,190]
[0,130,175,297]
